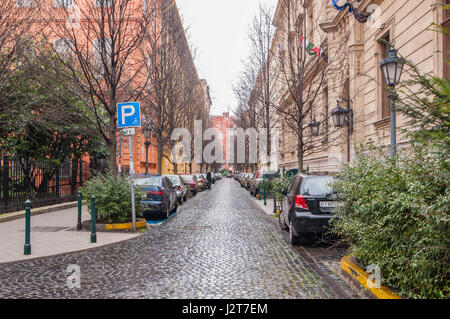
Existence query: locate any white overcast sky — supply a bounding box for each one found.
[176,0,279,116]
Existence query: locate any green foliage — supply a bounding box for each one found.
[81,172,144,224]
[331,145,449,299]
[269,175,293,201]
[0,46,108,165]
[396,61,450,160]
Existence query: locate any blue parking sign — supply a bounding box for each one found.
[117,102,141,128]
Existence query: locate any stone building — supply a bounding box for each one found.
[269,0,449,174]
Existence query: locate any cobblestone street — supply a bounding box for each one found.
[0,178,361,299]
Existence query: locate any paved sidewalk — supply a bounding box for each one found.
[252,196,276,216]
[0,205,140,264]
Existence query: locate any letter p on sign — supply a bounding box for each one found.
[117,102,141,128]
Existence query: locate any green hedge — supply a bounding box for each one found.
[81,172,144,224]
[331,145,449,298]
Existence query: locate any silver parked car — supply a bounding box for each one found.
[165,175,188,204]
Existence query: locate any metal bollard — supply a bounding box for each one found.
[90,195,97,243]
[77,190,82,231]
[264,182,267,206]
[24,200,31,255]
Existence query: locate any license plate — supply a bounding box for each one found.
[319,201,342,208]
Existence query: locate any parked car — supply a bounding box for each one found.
[238,173,246,187]
[165,175,188,204]
[244,173,254,190]
[201,173,212,189]
[226,173,232,178]
[215,173,222,181]
[195,174,206,191]
[278,174,339,245]
[180,174,198,197]
[250,170,280,197]
[135,175,177,220]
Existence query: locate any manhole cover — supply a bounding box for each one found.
[30,226,68,232]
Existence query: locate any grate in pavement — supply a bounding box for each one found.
[29,226,69,232]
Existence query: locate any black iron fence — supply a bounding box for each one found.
[0,157,92,214]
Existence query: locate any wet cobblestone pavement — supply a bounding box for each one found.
[0,179,361,299]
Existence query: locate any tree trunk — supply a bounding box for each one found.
[70,158,78,194]
[157,143,163,175]
[108,115,117,177]
[297,139,303,173]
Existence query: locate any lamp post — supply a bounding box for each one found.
[379,44,404,159]
[331,99,354,162]
[308,119,320,137]
[143,125,151,175]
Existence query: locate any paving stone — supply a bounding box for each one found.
[0,179,358,299]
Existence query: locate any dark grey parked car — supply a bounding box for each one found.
[136,175,178,221]
[279,174,340,245]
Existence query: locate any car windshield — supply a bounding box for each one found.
[166,175,180,185]
[134,176,161,186]
[181,175,194,181]
[300,176,334,196]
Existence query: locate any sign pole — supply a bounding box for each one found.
[118,130,123,173]
[129,134,136,232]
[117,102,140,233]
[131,176,136,232]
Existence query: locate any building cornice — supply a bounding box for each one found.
[320,0,378,33]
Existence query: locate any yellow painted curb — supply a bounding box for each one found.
[341,255,401,299]
[105,219,147,231]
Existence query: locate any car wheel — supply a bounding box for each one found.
[183,194,187,202]
[173,201,178,213]
[279,211,289,231]
[289,221,301,245]
[166,205,170,219]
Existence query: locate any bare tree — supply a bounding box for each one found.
[246,4,279,168]
[140,1,203,174]
[38,0,156,175]
[272,0,348,171]
[0,0,36,111]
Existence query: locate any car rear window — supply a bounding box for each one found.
[167,175,180,185]
[299,176,334,196]
[181,175,194,181]
[134,176,161,186]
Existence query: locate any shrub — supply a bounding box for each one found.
[269,175,293,201]
[81,172,144,224]
[331,145,449,298]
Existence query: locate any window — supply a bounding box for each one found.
[379,33,391,118]
[16,0,34,7]
[300,176,334,196]
[54,0,73,7]
[444,1,450,80]
[306,1,313,37]
[147,55,152,87]
[93,38,112,77]
[94,0,112,7]
[53,38,73,56]
[323,87,329,139]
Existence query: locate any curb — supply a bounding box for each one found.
[341,255,401,299]
[0,201,81,223]
[81,219,147,232]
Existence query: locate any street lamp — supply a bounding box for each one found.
[331,99,354,163]
[143,124,151,175]
[308,119,320,137]
[331,100,349,128]
[379,44,404,159]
